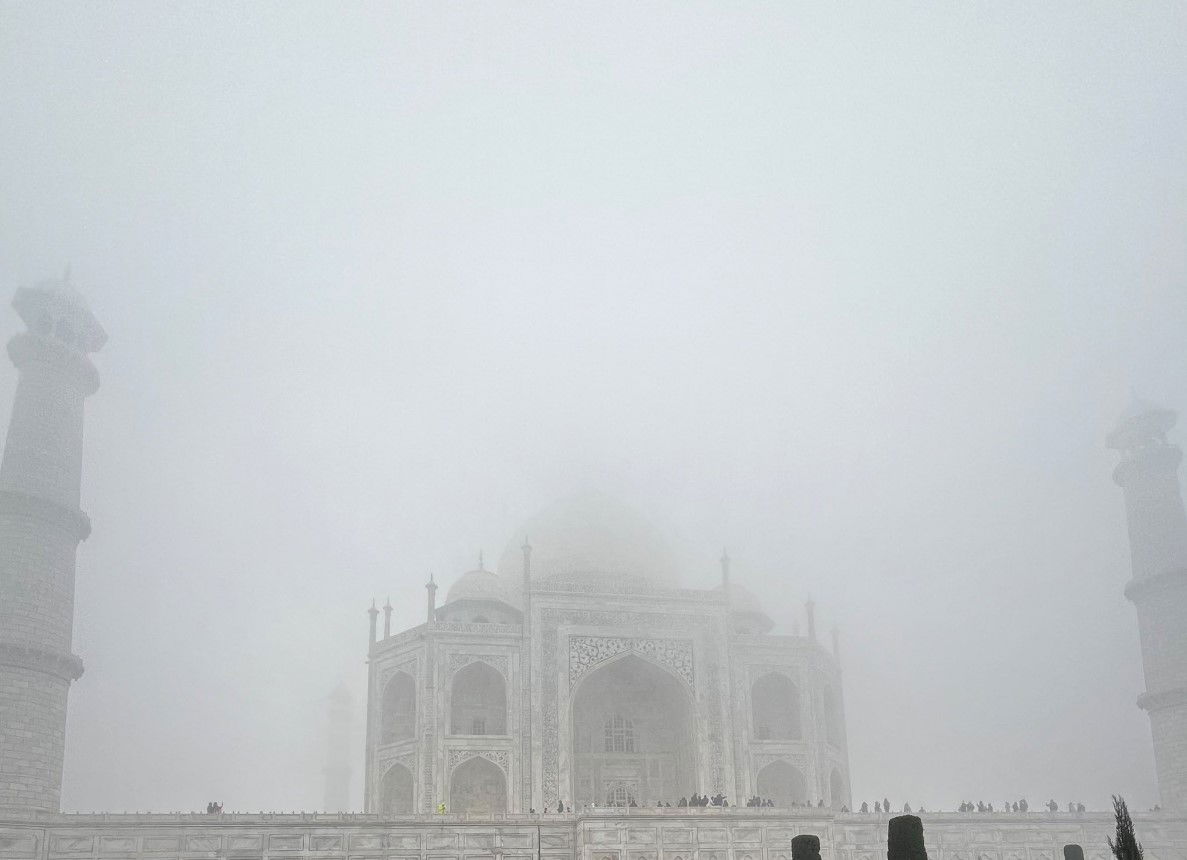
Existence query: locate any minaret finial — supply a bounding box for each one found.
[62,263,72,284]
[479,550,484,570]
[720,547,731,587]
[425,572,437,622]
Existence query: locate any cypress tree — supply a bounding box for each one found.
[791,835,821,860]
[1107,796,1143,860]
[887,814,927,860]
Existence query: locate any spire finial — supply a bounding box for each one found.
[478,550,484,570]
[720,547,731,587]
[62,263,72,284]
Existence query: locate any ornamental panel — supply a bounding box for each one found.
[447,748,510,773]
[447,653,510,679]
[568,635,694,689]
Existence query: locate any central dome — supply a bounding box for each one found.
[497,492,680,587]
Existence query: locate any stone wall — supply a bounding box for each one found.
[2,809,1183,860]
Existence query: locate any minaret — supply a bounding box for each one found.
[323,684,353,812]
[0,274,105,813]
[1109,398,1187,809]
[425,574,437,623]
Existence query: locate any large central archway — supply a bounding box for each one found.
[571,653,696,807]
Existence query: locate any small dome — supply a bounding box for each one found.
[715,582,774,632]
[1108,394,1177,451]
[497,491,680,588]
[445,567,519,610]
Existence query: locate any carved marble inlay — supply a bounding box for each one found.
[447,748,509,773]
[380,658,418,690]
[447,652,510,679]
[568,635,694,689]
[753,752,808,771]
[390,749,416,773]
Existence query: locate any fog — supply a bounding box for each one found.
[1,1,1185,815]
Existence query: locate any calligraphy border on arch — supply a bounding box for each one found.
[446,652,510,680]
[567,635,694,689]
[447,748,509,774]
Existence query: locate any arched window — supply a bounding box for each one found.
[755,759,808,808]
[606,783,635,807]
[380,763,414,816]
[604,714,635,753]
[381,672,416,744]
[450,661,507,735]
[450,756,507,814]
[751,672,801,740]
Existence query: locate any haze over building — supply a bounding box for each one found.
[2,279,1187,858]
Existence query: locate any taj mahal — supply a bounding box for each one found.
[364,491,848,816]
[3,276,1187,860]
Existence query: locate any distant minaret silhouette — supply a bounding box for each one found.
[0,273,105,813]
[1109,396,1187,809]
[323,684,353,812]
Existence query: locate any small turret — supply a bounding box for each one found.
[426,573,438,622]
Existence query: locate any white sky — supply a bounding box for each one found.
[1,1,1186,813]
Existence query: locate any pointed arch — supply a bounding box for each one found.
[756,759,808,808]
[450,661,507,735]
[381,671,416,744]
[571,652,695,809]
[450,755,507,813]
[751,671,801,740]
[380,762,414,816]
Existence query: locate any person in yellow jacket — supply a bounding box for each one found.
[436,802,447,815]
